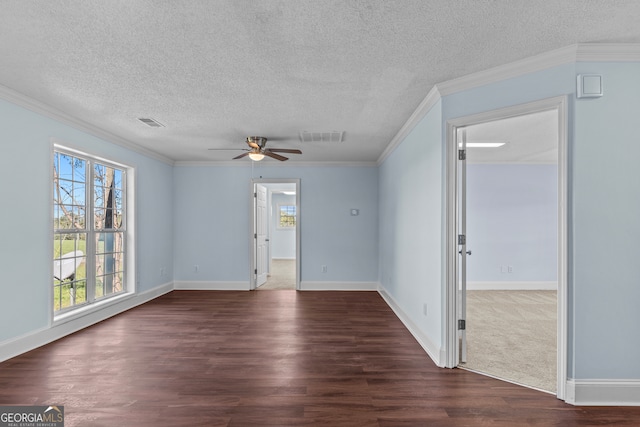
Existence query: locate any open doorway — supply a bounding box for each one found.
[250,179,300,290]
[446,97,568,399]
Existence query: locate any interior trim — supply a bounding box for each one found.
[467,281,557,291]
[0,282,173,364]
[379,43,640,165]
[0,84,174,165]
[566,379,640,406]
[444,96,569,400]
[174,160,378,167]
[377,286,444,368]
[250,179,301,291]
[377,85,442,165]
[173,281,249,291]
[299,281,378,291]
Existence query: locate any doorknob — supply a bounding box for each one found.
[458,250,472,255]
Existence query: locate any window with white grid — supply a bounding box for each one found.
[53,149,128,313]
[277,205,296,229]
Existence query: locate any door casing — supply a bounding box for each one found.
[255,184,268,287]
[444,96,568,400]
[250,178,301,290]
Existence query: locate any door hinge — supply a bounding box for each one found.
[458,319,466,330]
[254,192,257,198]
[254,233,257,239]
[458,234,466,245]
[458,149,466,160]
[254,269,257,274]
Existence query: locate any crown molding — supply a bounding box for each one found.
[436,44,579,97]
[376,85,442,165]
[174,160,377,167]
[436,43,640,97]
[379,43,640,166]
[575,43,640,62]
[0,84,175,165]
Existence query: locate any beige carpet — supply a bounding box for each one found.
[463,290,557,393]
[258,259,296,290]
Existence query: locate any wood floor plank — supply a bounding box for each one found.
[1,290,640,426]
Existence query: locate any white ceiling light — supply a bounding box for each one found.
[459,142,507,148]
[248,152,265,161]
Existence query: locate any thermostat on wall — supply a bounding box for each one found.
[577,74,603,98]
[350,209,359,216]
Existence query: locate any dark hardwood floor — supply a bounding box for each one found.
[1,290,639,426]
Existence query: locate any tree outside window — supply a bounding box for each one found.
[53,149,126,313]
[278,205,296,229]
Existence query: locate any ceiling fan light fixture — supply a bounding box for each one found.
[248,152,265,161]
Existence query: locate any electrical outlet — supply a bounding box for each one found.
[508,266,513,273]
[160,267,165,277]
[423,303,428,316]
[321,265,327,273]
[194,265,199,273]
[501,265,508,273]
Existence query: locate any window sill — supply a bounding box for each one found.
[53,292,135,326]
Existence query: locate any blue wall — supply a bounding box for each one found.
[0,99,174,344]
[466,164,558,283]
[378,59,640,381]
[378,100,443,348]
[270,193,296,259]
[173,164,378,283]
[571,62,640,379]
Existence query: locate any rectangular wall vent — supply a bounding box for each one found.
[299,131,344,143]
[137,117,165,128]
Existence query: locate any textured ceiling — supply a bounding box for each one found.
[1,1,640,163]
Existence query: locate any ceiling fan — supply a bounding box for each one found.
[209,136,302,161]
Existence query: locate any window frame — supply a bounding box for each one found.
[276,204,297,230]
[52,144,134,318]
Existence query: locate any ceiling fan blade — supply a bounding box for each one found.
[266,148,302,154]
[208,148,247,151]
[264,151,288,161]
[262,136,294,142]
[232,152,251,160]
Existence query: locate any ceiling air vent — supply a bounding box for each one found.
[137,117,164,128]
[299,131,344,143]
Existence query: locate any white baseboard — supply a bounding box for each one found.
[467,281,557,290]
[0,282,174,364]
[377,285,444,368]
[299,281,378,291]
[173,281,249,291]
[566,379,640,406]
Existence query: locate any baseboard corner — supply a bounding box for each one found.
[377,286,443,367]
[173,281,250,291]
[0,282,174,363]
[299,281,378,291]
[565,379,640,406]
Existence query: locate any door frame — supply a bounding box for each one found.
[249,178,301,290]
[444,96,568,400]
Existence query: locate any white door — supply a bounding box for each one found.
[458,128,468,364]
[255,184,268,287]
